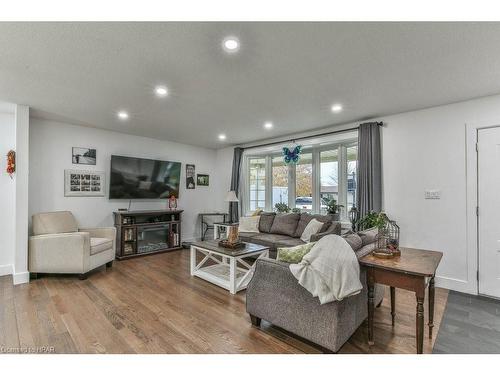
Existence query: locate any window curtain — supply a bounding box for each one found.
[356,122,382,220]
[229,147,244,223]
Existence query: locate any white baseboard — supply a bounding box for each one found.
[435,275,476,295]
[0,264,13,276]
[13,271,30,285]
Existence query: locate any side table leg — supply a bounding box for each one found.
[416,292,425,354]
[428,276,435,338]
[390,286,396,326]
[190,246,196,276]
[367,273,375,346]
[229,257,237,294]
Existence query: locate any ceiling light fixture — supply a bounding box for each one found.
[117,111,129,120]
[222,36,240,53]
[155,86,168,97]
[218,134,227,141]
[264,122,273,130]
[331,104,343,113]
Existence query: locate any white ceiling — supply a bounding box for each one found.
[1,22,500,149]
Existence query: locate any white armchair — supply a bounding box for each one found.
[29,211,116,279]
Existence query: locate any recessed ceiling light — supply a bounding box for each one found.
[155,86,168,97]
[264,122,273,130]
[218,134,227,141]
[222,36,240,53]
[331,104,343,113]
[117,111,129,120]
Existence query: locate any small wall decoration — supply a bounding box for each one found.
[282,143,302,165]
[6,150,15,178]
[65,169,105,197]
[168,195,178,210]
[72,147,96,165]
[186,164,195,189]
[197,174,209,186]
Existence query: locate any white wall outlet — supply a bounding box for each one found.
[425,190,441,199]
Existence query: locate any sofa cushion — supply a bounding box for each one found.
[358,227,379,246]
[238,231,261,240]
[90,237,113,255]
[254,233,293,243]
[275,238,306,248]
[277,242,316,264]
[294,213,334,237]
[270,213,300,236]
[258,212,276,233]
[342,232,363,251]
[32,211,78,235]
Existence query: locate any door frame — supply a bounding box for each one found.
[466,121,500,296]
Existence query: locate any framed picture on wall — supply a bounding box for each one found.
[72,147,97,165]
[197,174,209,186]
[65,169,105,197]
[186,164,195,189]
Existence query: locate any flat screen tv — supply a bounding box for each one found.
[109,155,181,199]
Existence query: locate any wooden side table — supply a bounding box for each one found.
[359,247,442,354]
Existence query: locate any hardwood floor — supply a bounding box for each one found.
[0,250,448,354]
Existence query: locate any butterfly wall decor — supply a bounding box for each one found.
[282,144,302,165]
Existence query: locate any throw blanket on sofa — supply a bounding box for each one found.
[289,234,363,304]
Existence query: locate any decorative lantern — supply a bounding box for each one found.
[349,206,358,232]
[374,213,400,258]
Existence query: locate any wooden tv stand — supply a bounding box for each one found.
[114,209,183,260]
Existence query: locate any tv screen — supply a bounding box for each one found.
[109,155,181,199]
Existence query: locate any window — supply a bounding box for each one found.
[346,144,358,213]
[249,158,266,211]
[244,137,357,220]
[272,156,288,208]
[320,149,339,214]
[295,153,313,213]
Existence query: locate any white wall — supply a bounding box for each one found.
[29,119,220,242]
[215,93,500,294]
[0,112,16,276]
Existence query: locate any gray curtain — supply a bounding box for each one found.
[356,122,382,219]
[229,147,244,223]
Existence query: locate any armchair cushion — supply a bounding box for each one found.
[90,237,113,255]
[32,211,78,235]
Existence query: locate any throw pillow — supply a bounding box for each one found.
[251,208,263,216]
[277,242,316,264]
[300,219,324,243]
[238,216,260,233]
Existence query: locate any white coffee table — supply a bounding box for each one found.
[190,240,269,294]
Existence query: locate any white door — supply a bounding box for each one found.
[478,127,500,298]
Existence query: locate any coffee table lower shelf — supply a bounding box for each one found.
[190,242,269,294]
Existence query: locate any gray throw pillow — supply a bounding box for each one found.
[258,212,276,233]
[270,213,300,237]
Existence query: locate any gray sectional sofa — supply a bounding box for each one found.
[245,226,384,353]
[238,212,341,258]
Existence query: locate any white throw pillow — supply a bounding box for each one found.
[300,218,324,243]
[238,216,260,233]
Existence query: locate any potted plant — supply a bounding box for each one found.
[356,211,388,231]
[274,202,291,214]
[322,197,343,221]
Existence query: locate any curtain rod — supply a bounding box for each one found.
[241,122,382,151]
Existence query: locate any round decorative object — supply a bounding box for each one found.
[372,248,401,259]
